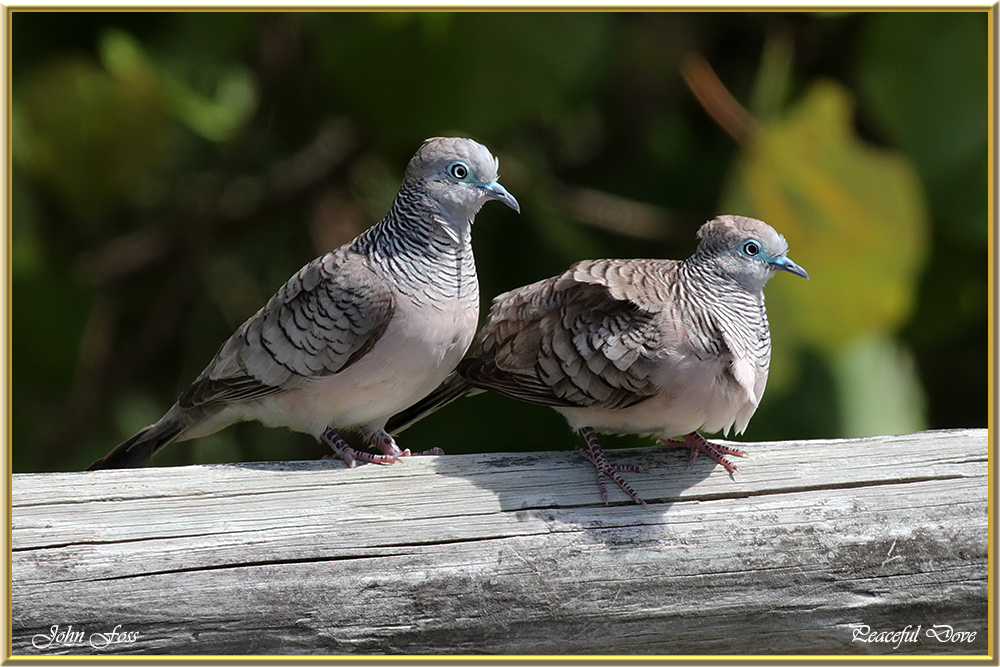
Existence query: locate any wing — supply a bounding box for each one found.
[460,259,669,411]
[178,249,395,410]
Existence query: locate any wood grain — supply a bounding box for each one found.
[11,428,989,656]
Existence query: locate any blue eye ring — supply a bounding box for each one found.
[742,240,761,257]
[448,161,470,180]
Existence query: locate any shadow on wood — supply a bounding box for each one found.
[11,428,989,656]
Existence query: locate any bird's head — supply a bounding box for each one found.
[406,137,520,223]
[695,215,809,291]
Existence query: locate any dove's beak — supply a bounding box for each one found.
[482,181,520,213]
[771,255,809,280]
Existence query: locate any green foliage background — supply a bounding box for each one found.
[11,11,989,472]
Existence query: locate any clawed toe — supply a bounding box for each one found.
[321,428,401,467]
[320,427,439,467]
[393,447,446,457]
[414,447,445,456]
[577,447,646,474]
[661,432,746,474]
[351,450,401,465]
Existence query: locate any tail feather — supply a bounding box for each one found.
[87,418,185,470]
[387,372,477,434]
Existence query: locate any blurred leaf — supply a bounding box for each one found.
[723,79,929,357]
[833,334,926,437]
[167,66,257,142]
[99,28,258,142]
[14,55,169,219]
[856,13,987,246]
[98,25,154,82]
[749,28,794,122]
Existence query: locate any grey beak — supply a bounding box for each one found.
[771,255,809,280]
[482,181,520,213]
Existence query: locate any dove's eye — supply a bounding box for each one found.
[742,240,761,257]
[448,162,470,180]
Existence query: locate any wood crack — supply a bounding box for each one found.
[85,532,542,583]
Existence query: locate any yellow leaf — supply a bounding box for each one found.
[723,79,929,356]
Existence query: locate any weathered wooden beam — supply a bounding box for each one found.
[11,429,989,656]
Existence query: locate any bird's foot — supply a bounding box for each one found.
[361,427,410,458]
[363,428,445,457]
[660,432,746,474]
[322,428,400,468]
[579,427,647,505]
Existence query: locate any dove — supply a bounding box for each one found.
[388,215,807,503]
[89,137,519,470]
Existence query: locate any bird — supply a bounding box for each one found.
[88,137,520,471]
[388,215,808,504]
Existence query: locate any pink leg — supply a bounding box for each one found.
[660,432,747,473]
[578,427,647,505]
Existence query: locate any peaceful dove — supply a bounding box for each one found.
[89,137,519,470]
[389,215,808,504]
